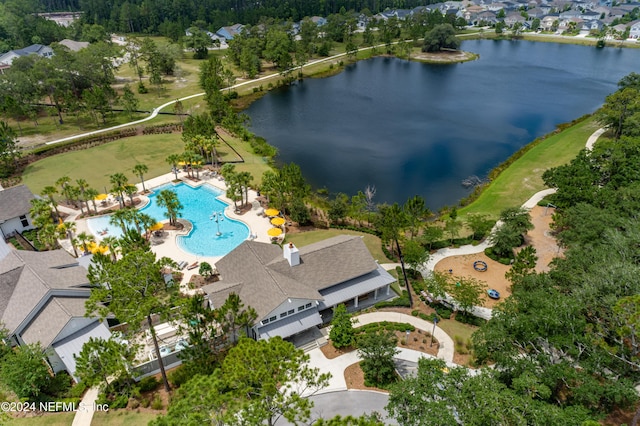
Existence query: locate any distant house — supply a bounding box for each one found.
[58,39,89,52]
[203,236,396,341]
[0,185,36,239]
[630,19,640,38]
[0,44,54,66]
[310,16,327,26]
[582,19,604,32]
[505,12,527,25]
[0,247,111,380]
[215,24,244,41]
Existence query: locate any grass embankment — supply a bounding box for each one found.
[285,229,393,264]
[459,116,600,219]
[5,410,159,426]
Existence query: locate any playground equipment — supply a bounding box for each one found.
[473,260,488,272]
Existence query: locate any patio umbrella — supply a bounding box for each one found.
[267,227,283,237]
[265,208,280,217]
[270,217,286,226]
[149,222,164,231]
[94,193,108,200]
[178,161,186,166]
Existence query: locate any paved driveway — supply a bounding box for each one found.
[276,390,398,425]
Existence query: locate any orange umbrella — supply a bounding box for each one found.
[267,227,283,237]
[149,222,164,231]
[270,217,286,226]
[265,208,280,217]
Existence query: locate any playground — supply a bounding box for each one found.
[434,206,563,308]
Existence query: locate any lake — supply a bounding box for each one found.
[245,40,640,210]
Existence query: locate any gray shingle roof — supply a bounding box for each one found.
[0,249,91,336]
[20,297,88,347]
[0,185,35,222]
[207,236,378,319]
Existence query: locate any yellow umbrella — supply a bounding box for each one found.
[178,161,186,166]
[267,227,283,237]
[149,222,164,231]
[271,217,286,226]
[265,208,280,217]
[95,193,108,200]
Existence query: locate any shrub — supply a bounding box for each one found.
[138,376,159,393]
[69,382,88,399]
[111,394,129,409]
[455,312,487,327]
[151,394,164,410]
[431,303,452,319]
[375,291,410,308]
[411,310,419,316]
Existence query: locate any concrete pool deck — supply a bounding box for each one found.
[71,170,280,290]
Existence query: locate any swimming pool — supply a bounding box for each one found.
[86,183,250,257]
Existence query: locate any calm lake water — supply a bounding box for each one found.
[246,40,640,209]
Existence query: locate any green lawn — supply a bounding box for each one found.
[22,129,274,198]
[5,412,75,425]
[92,410,159,425]
[459,116,600,219]
[22,133,184,197]
[284,229,392,264]
[5,410,159,426]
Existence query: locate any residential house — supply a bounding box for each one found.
[541,14,560,30]
[203,236,396,341]
[582,19,604,32]
[505,12,527,25]
[630,19,640,38]
[216,23,244,41]
[581,11,601,20]
[310,16,328,26]
[0,246,111,380]
[0,44,54,67]
[0,185,36,239]
[58,39,89,52]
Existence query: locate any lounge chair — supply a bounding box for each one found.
[178,260,188,270]
[187,261,199,270]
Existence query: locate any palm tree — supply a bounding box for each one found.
[156,189,183,226]
[110,173,129,209]
[75,232,94,254]
[206,134,220,168]
[237,171,253,207]
[55,176,72,206]
[76,179,91,214]
[67,185,84,214]
[124,183,138,207]
[84,187,99,214]
[139,213,156,240]
[60,221,78,257]
[110,209,130,234]
[40,186,60,219]
[166,154,181,180]
[192,153,205,179]
[101,235,120,262]
[181,150,197,178]
[30,198,54,229]
[132,163,149,193]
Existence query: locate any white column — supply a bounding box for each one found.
[386,284,390,296]
[354,295,359,308]
[374,288,378,300]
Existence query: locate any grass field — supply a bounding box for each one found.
[459,116,600,219]
[5,412,76,425]
[5,410,159,426]
[284,229,392,264]
[21,133,184,197]
[21,128,273,198]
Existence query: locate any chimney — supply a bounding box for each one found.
[283,242,300,267]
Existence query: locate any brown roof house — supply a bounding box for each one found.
[0,185,36,239]
[0,244,111,380]
[203,235,396,341]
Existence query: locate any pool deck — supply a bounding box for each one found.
[67,170,281,292]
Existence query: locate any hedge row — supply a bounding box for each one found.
[356,321,415,334]
[374,290,410,308]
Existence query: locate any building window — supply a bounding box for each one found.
[287,309,294,315]
[262,318,270,324]
[19,215,29,227]
[280,312,287,318]
[305,303,312,309]
[269,316,276,322]
[298,305,305,311]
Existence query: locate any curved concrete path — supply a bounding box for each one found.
[418,128,605,320]
[305,311,456,396]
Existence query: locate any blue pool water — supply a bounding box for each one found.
[86,183,250,257]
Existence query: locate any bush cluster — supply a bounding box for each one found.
[374,291,410,308]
